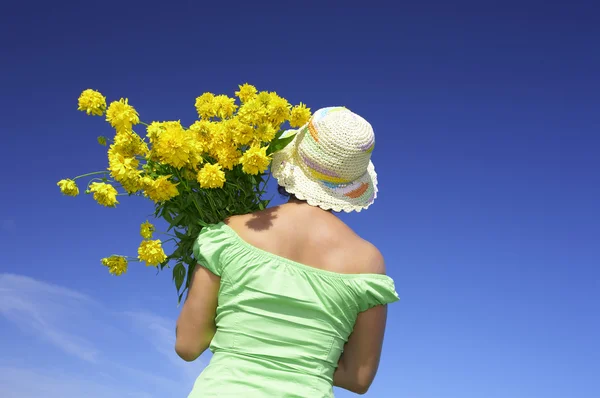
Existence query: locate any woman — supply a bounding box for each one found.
[175,107,399,397]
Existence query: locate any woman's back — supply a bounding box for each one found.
[227,203,382,276]
[177,106,399,397]
[187,205,398,397]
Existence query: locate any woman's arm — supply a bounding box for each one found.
[334,245,389,394]
[175,265,220,361]
[333,304,388,394]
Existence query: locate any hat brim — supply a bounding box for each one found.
[271,127,378,213]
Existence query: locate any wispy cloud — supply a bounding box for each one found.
[124,311,178,360]
[0,273,205,397]
[124,311,207,378]
[0,273,99,363]
[0,366,151,398]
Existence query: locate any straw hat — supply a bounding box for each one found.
[271,106,378,213]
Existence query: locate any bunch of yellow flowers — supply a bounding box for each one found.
[59,84,311,300]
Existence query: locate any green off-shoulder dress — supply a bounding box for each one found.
[188,222,399,398]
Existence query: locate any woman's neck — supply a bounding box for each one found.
[287,195,334,214]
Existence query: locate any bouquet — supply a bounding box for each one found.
[57,84,311,301]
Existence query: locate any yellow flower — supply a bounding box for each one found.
[256,91,272,107]
[290,102,312,128]
[235,83,258,103]
[189,120,216,152]
[197,163,226,188]
[213,143,240,170]
[150,121,202,168]
[77,89,106,116]
[213,95,237,119]
[138,239,167,267]
[107,147,143,193]
[57,179,79,196]
[266,92,291,126]
[237,97,268,126]
[206,123,234,156]
[101,255,128,276]
[146,121,165,144]
[113,130,148,157]
[189,120,216,137]
[142,176,179,202]
[89,182,119,207]
[140,220,155,239]
[240,145,271,175]
[195,92,217,120]
[222,118,253,146]
[121,177,144,194]
[108,146,138,175]
[255,124,277,143]
[106,98,140,132]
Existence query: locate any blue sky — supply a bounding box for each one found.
[1,1,599,397]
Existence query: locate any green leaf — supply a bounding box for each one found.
[253,174,264,185]
[197,219,210,228]
[172,213,185,226]
[186,194,196,207]
[173,263,186,292]
[267,134,296,155]
[97,136,107,146]
[162,211,174,224]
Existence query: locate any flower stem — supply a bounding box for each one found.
[157,231,177,238]
[174,169,189,191]
[191,196,204,217]
[74,171,108,180]
[262,170,271,193]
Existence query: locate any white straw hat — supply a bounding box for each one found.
[271,106,378,213]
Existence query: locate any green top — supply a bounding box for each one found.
[188,222,399,398]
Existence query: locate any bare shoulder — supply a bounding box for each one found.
[224,213,249,227]
[331,222,386,276]
[225,211,258,223]
[354,237,386,275]
[227,207,386,276]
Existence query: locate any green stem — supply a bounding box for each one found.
[172,168,189,191]
[225,181,245,191]
[89,177,109,184]
[191,195,204,217]
[87,178,115,191]
[156,231,177,238]
[74,171,108,180]
[205,192,220,221]
[262,170,271,194]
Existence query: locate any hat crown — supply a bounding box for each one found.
[296,107,375,185]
